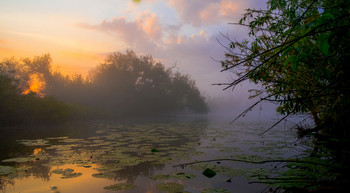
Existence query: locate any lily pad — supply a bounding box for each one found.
[156,182,184,193]
[52,168,73,174]
[2,157,33,163]
[17,139,50,146]
[0,165,14,175]
[50,186,58,191]
[61,173,83,179]
[191,163,268,179]
[202,188,230,193]
[103,183,136,191]
[52,168,82,179]
[152,172,196,180]
[202,168,216,178]
[61,172,82,179]
[92,172,116,179]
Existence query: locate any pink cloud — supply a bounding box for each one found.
[167,0,240,26]
[138,11,162,40]
[167,0,266,26]
[76,6,257,95]
[77,11,163,52]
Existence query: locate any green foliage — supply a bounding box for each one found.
[219,0,350,191]
[221,0,350,136]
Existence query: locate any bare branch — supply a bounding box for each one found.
[259,113,291,136]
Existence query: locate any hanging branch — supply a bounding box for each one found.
[259,113,291,136]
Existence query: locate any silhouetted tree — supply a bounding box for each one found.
[87,50,208,116]
[1,50,208,124]
[217,0,350,191]
[0,59,73,124]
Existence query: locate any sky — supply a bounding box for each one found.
[0,0,268,104]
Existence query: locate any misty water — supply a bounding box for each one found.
[0,118,303,193]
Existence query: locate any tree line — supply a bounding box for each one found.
[0,50,208,125]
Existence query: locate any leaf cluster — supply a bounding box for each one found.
[220,0,350,136]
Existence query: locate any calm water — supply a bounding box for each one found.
[0,118,302,193]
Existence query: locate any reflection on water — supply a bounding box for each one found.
[0,119,300,193]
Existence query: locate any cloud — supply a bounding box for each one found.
[77,10,163,52]
[167,0,241,27]
[139,11,162,40]
[167,0,267,27]
[76,2,262,96]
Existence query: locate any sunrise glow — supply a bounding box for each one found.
[0,0,266,95]
[22,73,46,97]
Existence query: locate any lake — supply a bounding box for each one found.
[0,118,302,193]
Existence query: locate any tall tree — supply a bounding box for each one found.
[219,0,350,137]
[217,0,350,191]
[87,50,208,115]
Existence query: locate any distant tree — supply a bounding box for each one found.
[0,57,75,125]
[88,50,208,115]
[1,50,208,123]
[0,73,20,123]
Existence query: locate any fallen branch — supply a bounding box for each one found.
[173,158,336,168]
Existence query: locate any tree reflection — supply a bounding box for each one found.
[0,120,207,191]
[0,176,14,191]
[113,162,164,182]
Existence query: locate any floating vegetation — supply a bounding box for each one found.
[103,183,136,191]
[0,121,298,192]
[50,186,58,191]
[218,147,241,153]
[2,157,33,163]
[0,165,33,179]
[202,188,230,193]
[0,166,14,175]
[17,139,50,146]
[46,136,68,140]
[58,138,86,143]
[202,168,216,178]
[191,163,269,180]
[91,172,116,179]
[52,168,74,174]
[52,168,82,179]
[61,172,82,179]
[152,172,196,180]
[156,182,185,193]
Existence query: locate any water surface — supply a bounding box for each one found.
[0,119,301,193]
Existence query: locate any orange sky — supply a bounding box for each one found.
[0,0,266,95]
